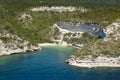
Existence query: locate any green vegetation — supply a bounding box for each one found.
[74,36,120,58]
[0,0,120,49]
[63,32,98,44]
[51,27,61,40]
[2,0,120,10]
[0,37,10,43]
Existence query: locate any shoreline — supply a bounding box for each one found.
[0,43,69,56]
[38,43,57,46]
[38,43,68,47]
[66,56,120,68]
[68,62,120,68]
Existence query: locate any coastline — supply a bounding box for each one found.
[0,46,41,56]
[0,43,68,56]
[39,43,57,46]
[38,43,69,47]
[66,56,120,68]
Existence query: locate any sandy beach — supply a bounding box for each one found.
[38,43,58,46]
[38,43,69,47]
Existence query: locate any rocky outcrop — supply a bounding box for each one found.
[18,13,33,28]
[31,6,87,13]
[66,21,120,68]
[51,22,105,48]
[66,55,120,68]
[0,32,41,56]
[51,23,84,47]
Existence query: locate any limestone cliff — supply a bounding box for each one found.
[0,32,40,56]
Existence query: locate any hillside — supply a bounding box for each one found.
[66,21,120,68]
[74,21,120,58]
[0,0,120,56]
[2,0,120,10]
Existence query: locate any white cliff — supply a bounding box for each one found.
[51,23,83,47]
[0,33,41,56]
[67,21,120,68]
[31,6,87,13]
[67,55,120,68]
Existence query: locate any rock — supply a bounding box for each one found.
[0,32,41,56]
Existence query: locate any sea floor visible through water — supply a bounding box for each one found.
[0,46,120,80]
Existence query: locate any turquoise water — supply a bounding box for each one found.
[0,46,120,80]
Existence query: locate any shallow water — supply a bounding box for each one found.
[0,46,120,80]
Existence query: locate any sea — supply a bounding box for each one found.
[0,46,120,80]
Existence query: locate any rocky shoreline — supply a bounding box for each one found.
[0,46,41,56]
[66,55,120,68]
[0,33,41,56]
[66,21,120,68]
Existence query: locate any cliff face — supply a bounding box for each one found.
[66,21,120,65]
[51,23,99,48]
[0,32,40,56]
[51,26,84,46]
[76,21,120,58]
[66,21,120,68]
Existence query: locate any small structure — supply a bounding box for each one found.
[55,22,106,38]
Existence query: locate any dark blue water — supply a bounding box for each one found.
[0,46,120,80]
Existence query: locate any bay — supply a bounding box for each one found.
[0,46,120,80]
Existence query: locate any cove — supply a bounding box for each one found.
[0,46,120,80]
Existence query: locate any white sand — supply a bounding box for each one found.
[38,43,69,47]
[38,43,57,46]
